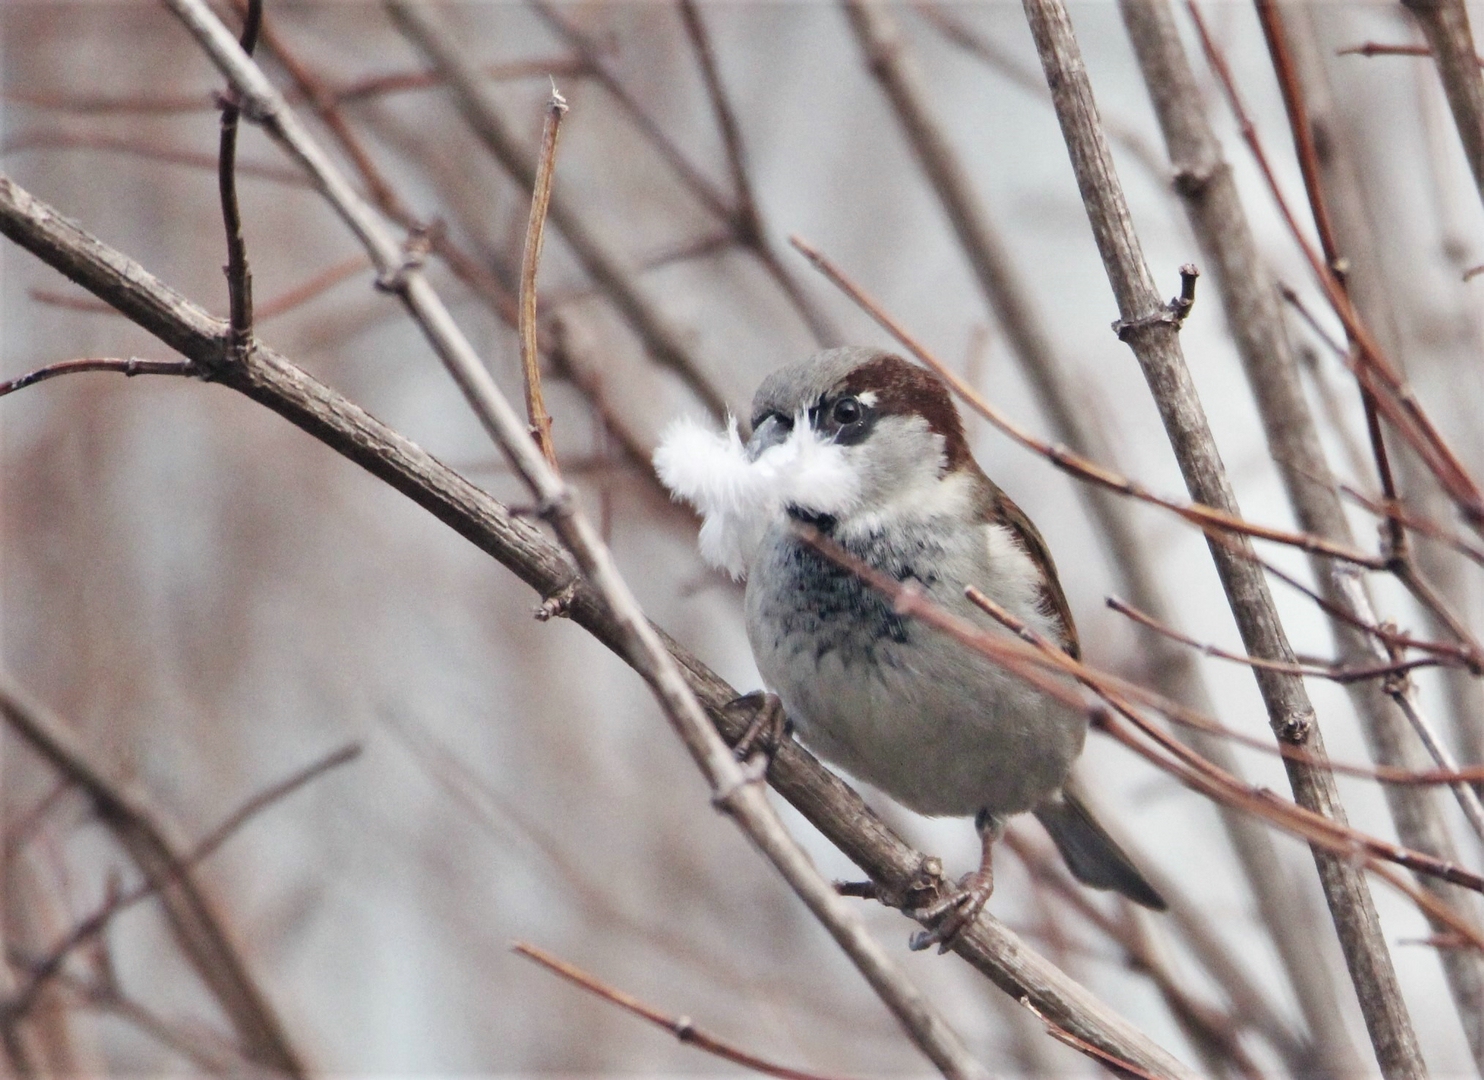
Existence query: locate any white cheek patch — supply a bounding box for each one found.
[653,414,861,579]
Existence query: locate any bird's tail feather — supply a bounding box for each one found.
[1033,789,1167,910]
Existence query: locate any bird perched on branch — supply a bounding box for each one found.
[656,346,1164,949]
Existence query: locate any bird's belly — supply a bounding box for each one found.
[750,611,1086,819]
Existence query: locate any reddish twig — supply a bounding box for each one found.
[518,85,568,471]
[513,942,857,1080]
[1105,595,1455,685]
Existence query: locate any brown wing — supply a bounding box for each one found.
[985,481,1080,660]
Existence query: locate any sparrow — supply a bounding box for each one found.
[655,346,1164,948]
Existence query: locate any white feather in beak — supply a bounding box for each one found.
[653,414,861,579]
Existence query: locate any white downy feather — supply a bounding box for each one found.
[653,415,860,579]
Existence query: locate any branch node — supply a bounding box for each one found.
[1277,708,1314,745]
[534,488,574,522]
[1170,159,1221,197]
[374,224,436,294]
[533,582,576,622]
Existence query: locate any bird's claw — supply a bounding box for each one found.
[907,871,993,954]
[723,692,791,769]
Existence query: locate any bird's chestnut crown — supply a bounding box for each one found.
[749,349,973,475]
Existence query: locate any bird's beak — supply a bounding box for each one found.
[746,414,790,461]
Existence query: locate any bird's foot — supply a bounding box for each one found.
[723,692,792,771]
[907,867,994,953]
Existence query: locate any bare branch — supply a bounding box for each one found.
[518,85,567,471]
[216,0,261,358]
[0,356,194,398]
[513,942,857,1080]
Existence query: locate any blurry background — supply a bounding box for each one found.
[3,0,1484,1074]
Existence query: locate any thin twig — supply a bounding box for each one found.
[1106,595,1454,685]
[254,253,371,321]
[519,85,567,471]
[1337,42,1446,60]
[0,357,194,399]
[3,129,308,186]
[216,0,261,359]
[513,943,857,1080]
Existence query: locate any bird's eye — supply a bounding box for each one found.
[832,397,862,426]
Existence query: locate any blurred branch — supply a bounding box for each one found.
[388,0,730,418]
[1018,0,1424,1075]
[532,0,840,345]
[1402,0,1484,212]
[6,744,360,1032]
[0,170,1196,1080]
[0,677,307,1077]
[513,942,856,1080]
[1,129,308,186]
[910,1,1168,182]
